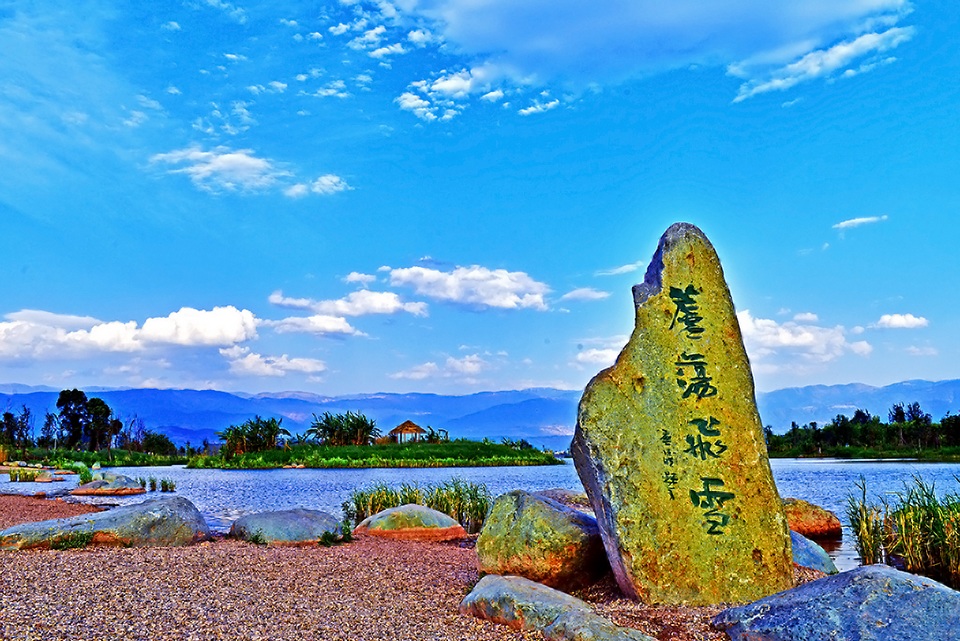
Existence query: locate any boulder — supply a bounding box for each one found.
[70,472,145,496]
[0,497,211,550]
[477,490,608,591]
[783,498,843,539]
[230,508,341,545]
[460,574,654,641]
[790,530,837,575]
[572,222,793,604]
[353,504,466,541]
[34,471,65,483]
[713,564,960,641]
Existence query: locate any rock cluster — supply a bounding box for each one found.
[783,498,843,539]
[713,564,960,640]
[477,490,608,591]
[70,472,145,496]
[460,574,655,641]
[353,504,466,541]
[230,508,341,545]
[0,496,211,550]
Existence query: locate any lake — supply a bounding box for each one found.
[5,458,960,571]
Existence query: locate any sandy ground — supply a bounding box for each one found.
[0,495,819,641]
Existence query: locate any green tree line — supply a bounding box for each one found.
[765,401,960,457]
[1,388,179,458]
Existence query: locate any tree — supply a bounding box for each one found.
[38,412,60,449]
[216,416,290,458]
[889,403,907,446]
[57,389,90,449]
[85,397,112,452]
[1,406,33,456]
[142,431,178,456]
[307,411,379,446]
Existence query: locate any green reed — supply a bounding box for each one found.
[343,478,492,533]
[847,475,960,587]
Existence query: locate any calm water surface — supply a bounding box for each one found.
[6,458,960,572]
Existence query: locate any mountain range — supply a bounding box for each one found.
[2,379,958,452]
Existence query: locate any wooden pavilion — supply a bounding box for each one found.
[388,420,427,444]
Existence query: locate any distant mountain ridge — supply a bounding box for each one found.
[2,379,959,451]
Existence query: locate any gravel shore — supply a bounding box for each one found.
[0,495,816,641]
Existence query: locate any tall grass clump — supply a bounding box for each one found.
[343,478,492,533]
[846,475,960,587]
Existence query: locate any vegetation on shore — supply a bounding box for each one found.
[766,402,960,461]
[188,439,561,469]
[846,475,960,588]
[343,478,493,533]
[187,411,560,469]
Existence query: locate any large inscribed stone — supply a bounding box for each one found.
[572,222,792,605]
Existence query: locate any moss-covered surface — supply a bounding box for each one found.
[573,223,793,605]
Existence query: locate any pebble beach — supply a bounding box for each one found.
[1,495,823,641]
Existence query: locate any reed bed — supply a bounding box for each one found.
[343,478,492,533]
[846,475,960,587]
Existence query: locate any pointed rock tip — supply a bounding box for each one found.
[634,222,713,308]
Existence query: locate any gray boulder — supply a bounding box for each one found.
[70,472,145,496]
[477,490,608,591]
[460,574,654,641]
[230,508,341,545]
[0,497,211,550]
[712,564,960,641]
[790,530,838,575]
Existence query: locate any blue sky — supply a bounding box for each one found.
[1,0,957,396]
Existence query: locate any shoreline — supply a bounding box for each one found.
[0,494,827,641]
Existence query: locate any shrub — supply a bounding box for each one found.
[343,478,492,533]
[847,475,960,587]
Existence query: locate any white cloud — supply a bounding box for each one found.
[150,145,291,193]
[560,288,610,302]
[390,354,488,380]
[266,315,364,337]
[793,312,819,322]
[5,310,100,331]
[329,23,350,36]
[0,306,258,360]
[733,27,913,102]
[906,346,937,357]
[268,80,288,93]
[832,214,889,230]
[308,32,324,41]
[223,53,247,62]
[344,272,377,286]
[480,89,504,102]
[269,289,427,317]
[303,80,351,98]
[576,348,619,366]
[407,29,435,47]
[280,18,298,27]
[203,0,247,24]
[389,265,549,310]
[161,21,181,31]
[595,260,644,276]
[166,86,182,95]
[395,0,913,104]
[284,183,309,198]
[220,346,326,377]
[518,99,559,116]
[310,174,352,194]
[737,310,872,364]
[874,313,928,329]
[396,91,436,121]
[370,43,407,59]
[139,306,258,346]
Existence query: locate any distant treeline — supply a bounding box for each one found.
[766,402,960,459]
[1,388,182,459]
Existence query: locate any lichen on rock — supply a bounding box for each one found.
[572,222,793,605]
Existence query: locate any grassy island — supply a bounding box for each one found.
[187,439,563,469]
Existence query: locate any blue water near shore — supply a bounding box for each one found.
[5,458,960,572]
